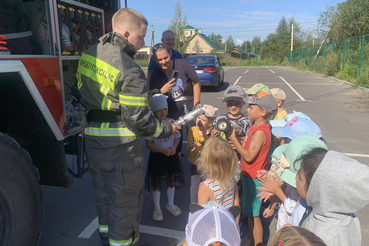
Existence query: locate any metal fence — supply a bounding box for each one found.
[287,34,369,79]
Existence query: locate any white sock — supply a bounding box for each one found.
[152,191,161,210]
[167,187,175,207]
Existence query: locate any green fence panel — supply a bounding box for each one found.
[342,39,347,71]
[359,35,366,76]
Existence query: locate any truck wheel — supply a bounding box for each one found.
[0,133,43,246]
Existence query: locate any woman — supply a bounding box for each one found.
[149,43,200,118]
[149,43,201,152]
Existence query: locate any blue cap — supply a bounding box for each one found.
[270,111,310,127]
[272,117,322,140]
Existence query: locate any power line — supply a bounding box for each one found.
[152,21,318,30]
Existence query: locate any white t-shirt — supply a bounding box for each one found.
[146,118,181,149]
[277,184,299,229]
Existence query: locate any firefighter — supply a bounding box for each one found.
[77,8,179,246]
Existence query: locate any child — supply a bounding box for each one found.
[270,88,287,120]
[212,85,252,141]
[244,83,272,95]
[270,88,287,148]
[227,94,277,246]
[258,136,328,229]
[180,202,241,246]
[145,94,183,221]
[187,104,218,203]
[271,117,322,141]
[296,149,369,246]
[196,137,240,223]
[271,226,327,246]
[269,111,310,145]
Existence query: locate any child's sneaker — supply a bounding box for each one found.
[153,209,163,221]
[166,204,182,216]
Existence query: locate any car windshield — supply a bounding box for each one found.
[187,56,215,65]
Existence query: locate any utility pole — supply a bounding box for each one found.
[225,41,227,53]
[246,41,248,53]
[290,24,294,62]
[149,25,154,60]
[313,29,316,46]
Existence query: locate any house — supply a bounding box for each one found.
[184,25,197,38]
[183,25,221,55]
[137,46,151,55]
[229,46,258,59]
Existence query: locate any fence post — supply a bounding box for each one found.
[315,46,318,70]
[342,39,348,71]
[309,47,313,69]
[359,35,366,76]
[322,43,326,72]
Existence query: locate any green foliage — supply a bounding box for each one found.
[318,0,369,40]
[323,53,341,76]
[276,16,289,46]
[209,50,225,60]
[208,33,223,49]
[241,40,251,53]
[251,36,261,54]
[134,56,149,67]
[225,35,235,52]
[168,0,189,54]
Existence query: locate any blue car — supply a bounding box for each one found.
[186,55,225,91]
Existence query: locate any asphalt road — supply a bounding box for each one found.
[38,66,369,246]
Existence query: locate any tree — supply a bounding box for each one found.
[251,36,261,54]
[318,3,338,40]
[192,40,202,54]
[327,0,369,39]
[241,40,251,52]
[224,35,235,52]
[168,0,189,54]
[208,33,223,49]
[276,16,289,46]
[260,33,284,61]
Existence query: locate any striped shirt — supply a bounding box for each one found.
[202,179,236,209]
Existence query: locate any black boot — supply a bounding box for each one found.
[99,232,109,246]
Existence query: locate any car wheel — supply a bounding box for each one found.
[220,74,224,85]
[214,82,220,92]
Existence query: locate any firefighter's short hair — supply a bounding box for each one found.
[112,8,148,32]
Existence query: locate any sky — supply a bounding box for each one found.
[122,0,343,47]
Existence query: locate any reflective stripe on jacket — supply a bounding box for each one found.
[77,32,172,148]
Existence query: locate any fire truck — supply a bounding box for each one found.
[0,0,121,245]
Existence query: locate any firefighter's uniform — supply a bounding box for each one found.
[77,32,173,246]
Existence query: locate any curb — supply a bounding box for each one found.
[280,66,369,94]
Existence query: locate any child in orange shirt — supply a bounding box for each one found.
[187,105,218,203]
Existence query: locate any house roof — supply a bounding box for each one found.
[189,33,220,50]
[229,46,258,56]
[184,25,197,30]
